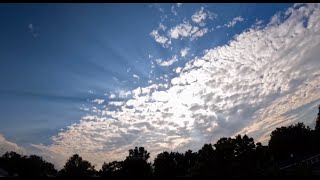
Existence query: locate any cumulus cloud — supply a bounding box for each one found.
[118,90,131,98]
[156,55,178,67]
[109,94,116,99]
[191,7,216,26]
[180,48,190,57]
[224,16,244,28]
[150,29,171,48]
[192,7,207,24]
[109,101,125,106]
[0,134,26,155]
[92,99,105,105]
[34,4,320,170]
[169,22,208,40]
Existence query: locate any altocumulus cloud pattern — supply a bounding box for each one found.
[0,3,320,170]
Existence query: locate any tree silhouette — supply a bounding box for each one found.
[0,151,25,176]
[190,144,215,176]
[20,155,57,176]
[121,147,152,176]
[269,123,312,163]
[99,161,123,176]
[60,154,96,176]
[1,106,320,176]
[0,152,57,176]
[315,105,320,131]
[255,142,278,176]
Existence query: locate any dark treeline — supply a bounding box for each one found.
[1,106,320,177]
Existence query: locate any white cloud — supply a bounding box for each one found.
[175,67,182,74]
[133,74,140,79]
[171,6,178,16]
[180,48,190,57]
[159,23,166,31]
[192,7,207,24]
[169,22,208,40]
[157,55,178,67]
[118,90,131,98]
[208,11,218,20]
[224,16,244,28]
[191,28,208,40]
[92,99,105,105]
[177,3,182,7]
[109,94,116,99]
[109,101,125,106]
[33,4,320,170]
[0,134,26,156]
[150,30,171,48]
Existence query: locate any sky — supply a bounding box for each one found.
[0,3,320,169]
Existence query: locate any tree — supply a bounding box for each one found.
[212,135,258,177]
[121,147,152,176]
[153,151,177,176]
[0,152,57,177]
[60,154,96,176]
[99,161,123,176]
[315,105,320,131]
[190,144,215,176]
[255,143,278,176]
[20,155,57,176]
[0,151,26,176]
[269,123,312,162]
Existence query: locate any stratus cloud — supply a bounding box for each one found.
[156,55,178,67]
[34,4,320,170]
[0,134,26,155]
[224,16,244,28]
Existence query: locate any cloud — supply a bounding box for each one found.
[156,55,178,67]
[171,6,178,16]
[151,6,214,47]
[28,23,38,38]
[191,28,208,40]
[33,4,320,170]
[169,22,208,40]
[0,134,26,156]
[109,94,116,99]
[177,3,182,8]
[92,99,105,105]
[180,48,190,57]
[109,101,125,106]
[159,23,166,31]
[150,30,171,48]
[118,90,131,98]
[224,16,244,28]
[133,74,140,79]
[192,7,207,25]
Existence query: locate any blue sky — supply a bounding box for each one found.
[0,3,320,169]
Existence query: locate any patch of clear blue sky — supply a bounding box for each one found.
[0,3,293,147]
